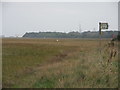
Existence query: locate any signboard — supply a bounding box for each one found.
[99,22,108,35]
[100,23,108,29]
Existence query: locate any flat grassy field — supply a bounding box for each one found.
[2,38,118,88]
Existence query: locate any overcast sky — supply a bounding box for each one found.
[1,2,118,37]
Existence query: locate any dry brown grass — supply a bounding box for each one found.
[2,38,118,88]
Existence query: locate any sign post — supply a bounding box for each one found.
[99,22,108,62]
[99,22,109,86]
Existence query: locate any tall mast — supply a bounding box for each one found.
[79,24,82,33]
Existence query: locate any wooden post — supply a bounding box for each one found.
[99,22,102,63]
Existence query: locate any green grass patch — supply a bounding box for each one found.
[33,77,56,88]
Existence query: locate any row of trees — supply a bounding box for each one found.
[23,31,119,39]
[117,32,120,41]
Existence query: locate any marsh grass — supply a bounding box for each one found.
[2,38,118,88]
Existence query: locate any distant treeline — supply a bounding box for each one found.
[23,31,119,38]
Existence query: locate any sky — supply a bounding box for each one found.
[1,2,118,37]
[0,3,2,36]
